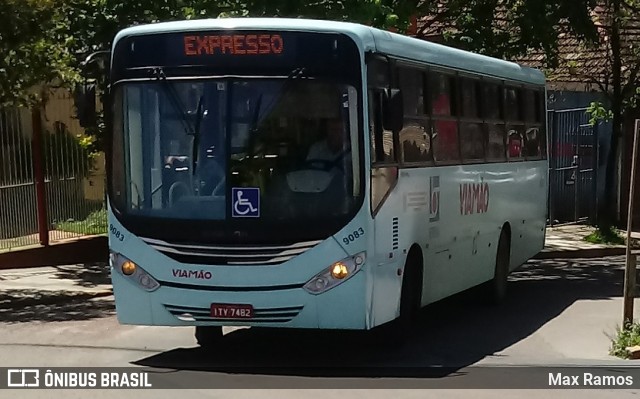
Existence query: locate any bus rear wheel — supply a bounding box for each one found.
[489,228,511,304]
[195,326,223,349]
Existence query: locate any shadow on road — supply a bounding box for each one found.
[53,262,111,288]
[0,261,113,323]
[133,255,631,379]
[0,290,114,322]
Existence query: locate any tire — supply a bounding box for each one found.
[369,251,422,347]
[398,252,422,330]
[489,229,511,304]
[195,326,223,349]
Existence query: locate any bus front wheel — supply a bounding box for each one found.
[195,326,223,349]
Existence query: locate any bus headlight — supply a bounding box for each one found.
[110,252,160,292]
[303,252,365,295]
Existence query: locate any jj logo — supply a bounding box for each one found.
[429,176,440,222]
[7,369,40,387]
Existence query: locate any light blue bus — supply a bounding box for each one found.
[105,18,548,347]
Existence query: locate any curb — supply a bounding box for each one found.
[534,247,627,259]
[0,289,113,308]
[0,236,107,270]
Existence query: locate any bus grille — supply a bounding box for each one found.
[164,304,303,323]
[141,237,322,265]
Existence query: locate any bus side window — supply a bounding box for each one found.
[539,89,548,159]
[459,77,485,162]
[369,89,395,164]
[505,86,525,161]
[522,89,544,160]
[398,66,431,164]
[482,81,506,162]
[429,72,460,163]
[366,56,396,165]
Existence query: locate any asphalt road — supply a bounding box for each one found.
[1,256,640,398]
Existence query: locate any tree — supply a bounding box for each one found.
[584,0,640,231]
[0,0,79,106]
[416,0,600,70]
[416,1,640,232]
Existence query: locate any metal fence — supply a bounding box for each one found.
[0,90,106,252]
[0,108,39,249]
[548,107,599,224]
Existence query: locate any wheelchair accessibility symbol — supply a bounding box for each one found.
[232,187,260,218]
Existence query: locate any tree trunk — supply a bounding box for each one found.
[598,0,623,231]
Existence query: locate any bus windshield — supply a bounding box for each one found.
[113,78,362,224]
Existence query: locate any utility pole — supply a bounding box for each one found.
[623,119,640,327]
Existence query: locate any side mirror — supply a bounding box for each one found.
[74,81,97,128]
[382,88,403,132]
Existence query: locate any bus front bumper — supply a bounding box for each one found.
[111,269,370,330]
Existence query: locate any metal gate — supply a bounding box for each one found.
[548,108,599,224]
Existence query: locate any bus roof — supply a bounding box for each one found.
[113,18,545,85]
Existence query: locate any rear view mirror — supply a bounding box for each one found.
[74,81,97,128]
[382,88,403,132]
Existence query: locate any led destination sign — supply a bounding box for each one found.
[111,30,361,82]
[183,34,284,56]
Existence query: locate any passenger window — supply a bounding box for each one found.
[505,87,522,121]
[460,78,480,118]
[539,90,548,158]
[486,123,506,161]
[523,90,538,122]
[507,125,525,160]
[369,90,395,164]
[398,67,424,116]
[367,57,390,89]
[400,122,432,163]
[430,73,456,117]
[481,82,503,120]
[432,119,459,162]
[460,122,484,161]
[523,126,542,158]
[521,89,545,159]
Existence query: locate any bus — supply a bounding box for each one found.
[104,18,548,347]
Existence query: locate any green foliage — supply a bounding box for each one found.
[56,208,107,235]
[587,101,614,126]
[584,226,625,245]
[432,0,600,68]
[611,321,640,359]
[0,0,623,154]
[0,0,80,106]
[42,128,93,179]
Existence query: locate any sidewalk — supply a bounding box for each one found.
[536,224,635,258]
[0,263,112,308]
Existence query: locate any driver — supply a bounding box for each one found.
[307,117,350,166]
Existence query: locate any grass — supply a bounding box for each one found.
[611,322,640,359]
[56,208,108,235]
[584,226,626,245]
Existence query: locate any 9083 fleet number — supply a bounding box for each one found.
[342,227,365,245]
[109,224,125,242]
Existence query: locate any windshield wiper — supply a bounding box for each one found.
[153,68,195,137]
[153,67,204,176]
[191,96,204,176]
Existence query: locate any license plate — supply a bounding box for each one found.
[210,303,254,319]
